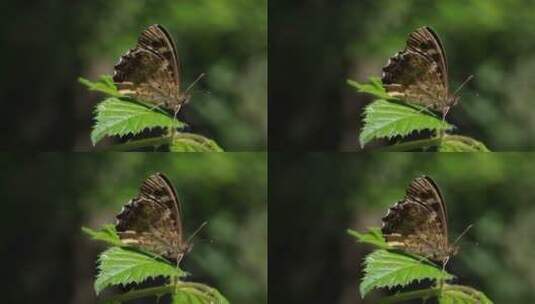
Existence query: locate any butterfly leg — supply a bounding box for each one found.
[169,252,185,288]
[168,104,182,140]
[145,102,181,144]
[441,107,450,122]
[437,107,450,139]
[431,256,450,292]
[148,102,166,112]
[415,254,434,265]
[415,103,435,115]
[173,104,182,121]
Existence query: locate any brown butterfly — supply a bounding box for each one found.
[113,24,204,115]
[115,173,205,264]
[381,176,462,263]
[381,26,472,119]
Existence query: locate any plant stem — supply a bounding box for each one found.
[102,136,172,151]
[98,132,221,152]
[379,288,441,304]
[103,285,175,302]
[376,137,443,152]
[179,281,218,294]
[102,281,215,302]
[444,284,484,297]
[172,132,212,142]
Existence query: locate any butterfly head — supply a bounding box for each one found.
[181,242,193,255]
[183,242,194,256]
[437,245,458,267]
[448,244,459,256]
[178,93,191,105]
[441,224,474,262]
[442,95,459,118]
[448,95,460,107]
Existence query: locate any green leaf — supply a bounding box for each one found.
[81,74,221,151]
[347,228,389,249]
[91,97,185,145]
[360,249,453,298]
[82,225,123,247]
[347,77,393,100]
[172,284,230,304]
[173,292,206,304]
[95,247,184,295]
[170,133,224,152]
[359,99,453,148]
[351,77,490,151]
[438,135,490,152]
[440,284,493,304]
[79,75,121,97]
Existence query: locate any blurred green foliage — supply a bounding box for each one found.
[346,0,535,150]
[0,1,265,150]
[271,153,535,303]
[345,154,535,303]
[271,0,535,150]
[348,0,535,151]
[0,153,266,303]
[80,0,267,150]
[79,76,225,151]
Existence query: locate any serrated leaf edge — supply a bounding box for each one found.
[360,250,453,297]
[360,100,452,147]
[94,247,181,295]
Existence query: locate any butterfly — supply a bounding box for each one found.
[115,172,205,264]
[381,176,459,263]
[381,26,472,119]
[113,24,204,115]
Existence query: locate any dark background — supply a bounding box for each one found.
[270,0,535,151]
[0,153,267,303]
[0,1,266,151]
[269,153,535,303]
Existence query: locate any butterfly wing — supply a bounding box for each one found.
[381,27,450,111]
[407,26,448,90]
[381,176,451,261]
[405,176,448,236]
[115,173,187,260]
[113,24,182,108]
[137,24,181,92]
[138,173,184,237]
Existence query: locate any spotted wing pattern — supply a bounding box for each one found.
[113,24,187,111]
[115,173,189,261]
[381,27,453,113]
[381,176,456,261]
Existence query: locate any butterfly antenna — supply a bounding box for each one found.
[187,221,208,244]
[453,74,474,96]
[184,73,206,95]
[453,224,474,246]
